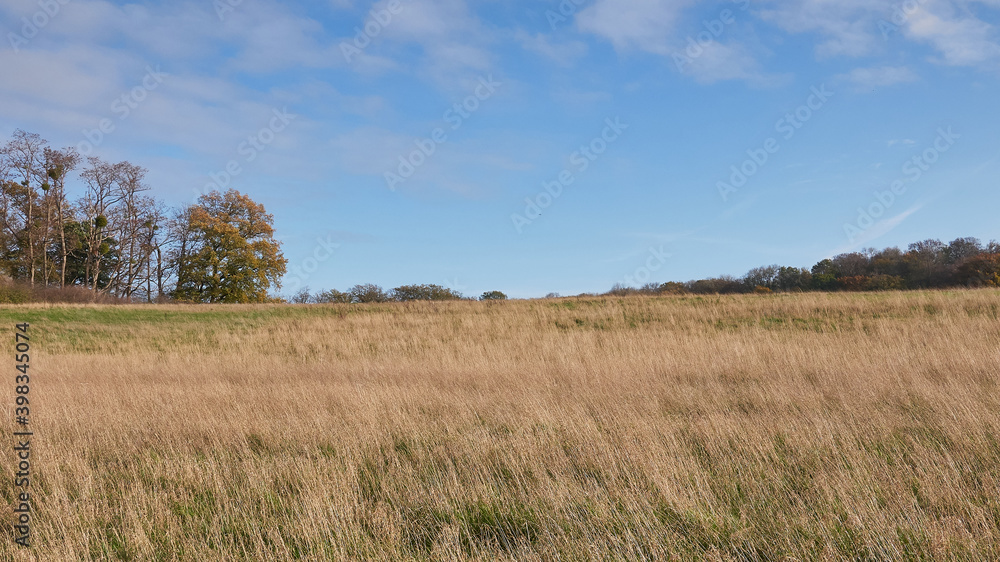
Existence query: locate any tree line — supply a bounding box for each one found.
[291,284,507,303]
[295,236,1000,304]
[0,129,287,302]
[608,237,1000,296]
[4,130,996,305]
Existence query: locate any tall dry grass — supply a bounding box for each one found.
[2,290,999,560]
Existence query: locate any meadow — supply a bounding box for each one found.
[2,290,999,560]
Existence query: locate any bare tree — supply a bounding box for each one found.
[3,130,47,285]
[43,147,80,288]
[0,147,16,279]
[168,205,199,299]
[141,200,172,301]
[104,162,151,298]
[80,157,123,291]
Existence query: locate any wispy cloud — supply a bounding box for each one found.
[372,0,496,89]
[836,65,919,91]
[515,30,588,66]
[758,0,887,58]
[575,0,697,55]
[904,1,1000,67]
[677,41,790,86]
[829,203,924,255]
[759,0,1000,69]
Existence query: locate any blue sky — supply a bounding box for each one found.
[2,0,998,298]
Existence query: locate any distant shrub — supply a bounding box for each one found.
[956,254,1000,287]
[686,276,743,294]
[865,274,905,291]
[0,284,33,304]
[637,283,659,295]
[776,267,811,292]
[0,280,124,304]
[290,287,312,304]
[838,276,869,292]
[605,284,637,297]
[611,282,688,296]
[392,284,463,301]
[753,285,773,295]
[314,289,352,304]
[657,282,687,295]
[349,284,391,303]
[480,291,507,301]
[810,273,839,291]
[742,265,779,291]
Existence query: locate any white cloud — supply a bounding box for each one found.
[677,41,789,86]
[326,126,510,196]
[372,0,496,89]
[515,30,588,66]
[0,47,126,113]
[576,0,697,55]
[904,1,1000,66]
[758,0,889,58]
[575,0,784,85]
[830,204,924,254]
[224,7,343,73]
[758,0,1000,68]
[328,127,415,176]
[836,65,919,91]
[551,88,613,106]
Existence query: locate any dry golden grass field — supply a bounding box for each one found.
[2,290,1000,560]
